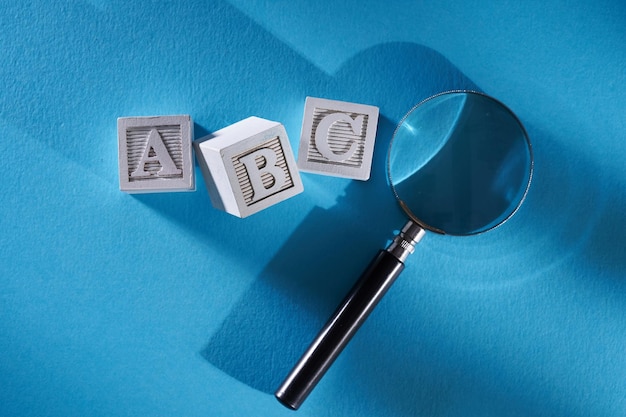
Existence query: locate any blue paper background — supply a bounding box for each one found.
[1,1,624,416]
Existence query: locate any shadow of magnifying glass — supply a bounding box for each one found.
[276,90,534,410]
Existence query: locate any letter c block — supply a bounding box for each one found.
[194,117,304,218]
[297,97,379,180]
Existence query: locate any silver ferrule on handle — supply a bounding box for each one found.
[386,220,426,262]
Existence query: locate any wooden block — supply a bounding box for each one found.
[194,117,304,218]
[118,115,195,193]
[297,97,379,180]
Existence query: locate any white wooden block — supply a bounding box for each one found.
[118,115,195,193]
[194,117,304,218]
[297,97,379,181]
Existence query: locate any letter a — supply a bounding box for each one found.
[239,148,287,202]
[131,129,182,178]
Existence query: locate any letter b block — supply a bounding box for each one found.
[297,97,379,180]
[194,117,304,218]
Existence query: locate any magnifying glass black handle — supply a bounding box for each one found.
[275,221,425,410]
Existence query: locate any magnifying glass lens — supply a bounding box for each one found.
[389,92,532,235]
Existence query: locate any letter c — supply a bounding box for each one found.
[314,113,364,162]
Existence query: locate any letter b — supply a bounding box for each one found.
[193,117,304,218]
[239,148,287,202]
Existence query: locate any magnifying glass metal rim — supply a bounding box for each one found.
[275,90,534,410]
[387,89,534,236]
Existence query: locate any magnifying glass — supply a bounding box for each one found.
[275,91,533,410]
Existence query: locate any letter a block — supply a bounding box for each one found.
[194,117,304,218]
[118,115,194,193]
[297,97,379,180]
